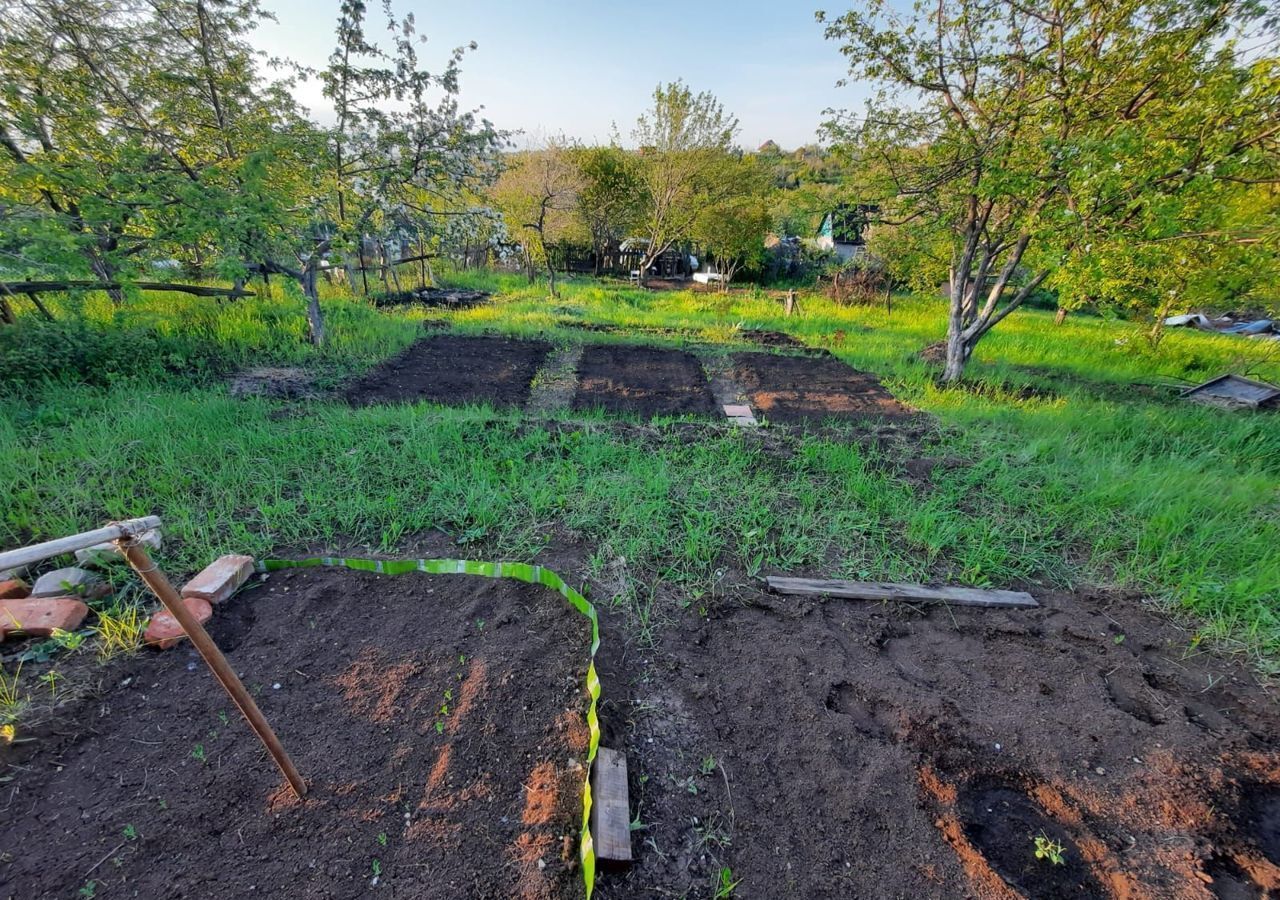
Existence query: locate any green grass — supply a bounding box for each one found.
[1,272,1277,668]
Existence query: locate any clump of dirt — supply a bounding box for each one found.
[0,567,591,900]
[229,366,319,399]
[572,345,717,419]
[345,334,551,408]
[739,329,807,349]
[731,350,913,425]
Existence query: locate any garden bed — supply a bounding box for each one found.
[346,335,551,408]
[598,582,1280,899]
[731,350,912,425]
[0,566,591,899]
[572,345,717,419]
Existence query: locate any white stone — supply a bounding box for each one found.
[31,566,99,598]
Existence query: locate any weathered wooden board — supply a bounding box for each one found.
[591,747,632,862]
[765,577,1038,609]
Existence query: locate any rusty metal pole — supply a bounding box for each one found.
[116,537,308,799]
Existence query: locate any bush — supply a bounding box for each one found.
[0,319,232,393]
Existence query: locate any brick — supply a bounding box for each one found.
[144,596,214,650]
[181,555,255,605]
[0,597,89,640]
[0,579,29,600]
[75,529,162,567]
[31,566,99,598]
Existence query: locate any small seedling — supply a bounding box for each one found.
[50,628,86,652]
[699,755,717,776]
[1033,833,1066,865]
[218,710,230,726]
[191,742,207,763]
[122,824,138,841]
[435,720,444,734]
[157,797,168,810]
[377,832,387,847]
[39,670,63,698]
[713,866,739,898]
[1112,634,1126,645]
[78,881,97,899]
[371,858,382,877]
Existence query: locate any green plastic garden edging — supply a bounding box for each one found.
[257,556,602,898]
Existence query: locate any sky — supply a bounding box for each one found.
[254,0,873,150]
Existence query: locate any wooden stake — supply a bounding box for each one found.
[116,538,308,799]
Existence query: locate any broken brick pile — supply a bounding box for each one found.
[0,565,96,641]
[143,554,254,649]
[0,541,255,651]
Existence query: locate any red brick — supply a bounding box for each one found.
[0,579,29,600]
[181,555,255,605]
[144,596,213,650]
[0,597,89,640]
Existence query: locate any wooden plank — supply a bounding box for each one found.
[590,747,632,863]
[765,576,1038,609]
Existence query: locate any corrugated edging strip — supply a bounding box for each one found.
[257,556,602,898]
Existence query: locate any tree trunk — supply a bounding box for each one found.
[1054,307,1068,325]
[0,295,14,325]
[301,262,325,346]
[547,262,558,299]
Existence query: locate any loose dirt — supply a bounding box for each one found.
[732,350,914,425]
[595,582,1280,900]
[572,345,718,419]
[345,334,551,408]
[0,567,591,900]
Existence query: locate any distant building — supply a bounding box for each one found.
[815,204,879,261]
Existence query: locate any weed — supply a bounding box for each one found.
[39,670,62,699]
[0,663,26,740]
[713,866,739,898]
[49,628,86,652]
[1033,833,1066,865]
[95,603,146,661]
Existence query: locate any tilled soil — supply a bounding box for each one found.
[572,345,718,419]
[0,567,591,900]
[345,334,551,408]
[733,350,913,425]
[594,582,1280,900]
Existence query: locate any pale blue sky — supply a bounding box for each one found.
[255,0,869,149]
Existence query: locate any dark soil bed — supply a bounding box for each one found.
[0,567,591,900]
[594,581,1280,899]
[371,287,490,309]
[572,345,717,419]
[732,350,913,425]
[346,335,551,408]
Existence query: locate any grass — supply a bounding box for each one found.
[0,271,1277,671]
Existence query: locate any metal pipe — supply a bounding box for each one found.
[0,516,162,571]
[116,537,308,799]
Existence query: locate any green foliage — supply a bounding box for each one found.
[821,0,1280,380]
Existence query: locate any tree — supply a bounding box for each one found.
[572,145,643,275]
[821,0,1280,381]
[303,0,503,341]
[631,81,740,277]
[491,141,582,297]
[691,155,771,290]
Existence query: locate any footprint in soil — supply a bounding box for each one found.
[1203,853,1262,900]
[1104,671,1167,726]
[1236,781,1280,867]
[824,681,895,740]
[958,780,1105,899]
